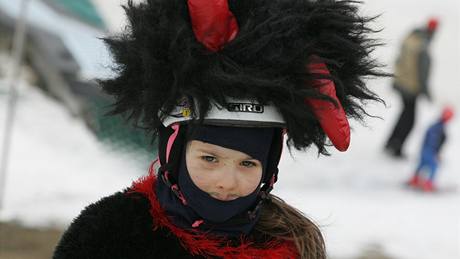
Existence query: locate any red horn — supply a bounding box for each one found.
[187,0,239,52]
[305,56,351,152]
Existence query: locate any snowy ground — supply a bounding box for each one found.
[0,74,148,226]
[1,0,459,259]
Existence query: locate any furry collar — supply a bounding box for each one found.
[129,163,299,259]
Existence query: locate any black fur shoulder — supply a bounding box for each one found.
[53,191,200,259]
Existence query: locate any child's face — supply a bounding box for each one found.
[186,140,263,201]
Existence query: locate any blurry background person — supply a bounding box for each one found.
[407,106,454,192]
[384,18,439,158]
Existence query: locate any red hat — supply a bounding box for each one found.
[441,106,454,123]
[427,18,439,32]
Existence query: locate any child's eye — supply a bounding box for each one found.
[241,161,257,168]
[201,156,217,163]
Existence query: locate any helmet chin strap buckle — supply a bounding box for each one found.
[171,184,188,205]
[245,175,276,222]
[159,165,188,206]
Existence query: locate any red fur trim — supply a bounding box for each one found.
[129,163,299,259]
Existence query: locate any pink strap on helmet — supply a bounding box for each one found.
[166,124,180,163]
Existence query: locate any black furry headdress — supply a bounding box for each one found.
[100,0,383,154]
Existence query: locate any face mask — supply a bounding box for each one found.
[156,125,274,236]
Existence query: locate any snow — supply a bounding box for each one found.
[1,0,459,258]
[0,74,147,226]
[0,0,115,80]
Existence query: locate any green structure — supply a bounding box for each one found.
[48,0,106,29]
[84,95,157,163]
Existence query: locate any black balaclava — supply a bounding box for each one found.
[156,125,274,236]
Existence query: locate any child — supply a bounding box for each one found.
[407,107,454,192]
[53,1,383,258]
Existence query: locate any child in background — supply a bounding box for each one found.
[407,106,454,192]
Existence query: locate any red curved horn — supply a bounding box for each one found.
[187,0,239,52]
[305,57,351,152]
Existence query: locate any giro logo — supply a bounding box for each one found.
[227,103,264,113]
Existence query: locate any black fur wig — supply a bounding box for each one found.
[100,0,383,154]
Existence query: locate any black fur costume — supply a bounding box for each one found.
[101,0,383,154]
[53,170,299,259]
[53,191,182,259]
[54,0,383,258]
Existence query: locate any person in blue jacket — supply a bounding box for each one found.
[407,107,454,192]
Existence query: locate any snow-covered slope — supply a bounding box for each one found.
[0,76,147,226]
